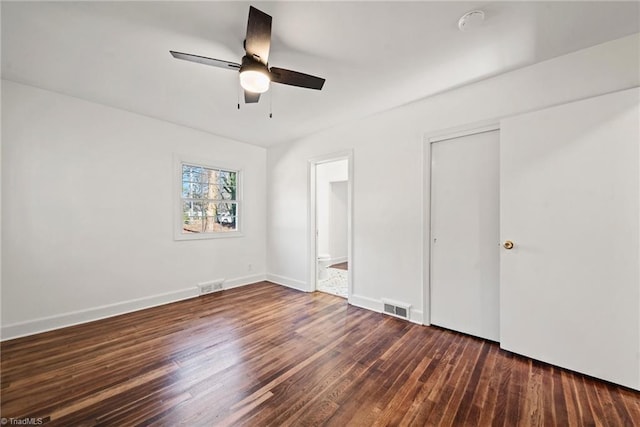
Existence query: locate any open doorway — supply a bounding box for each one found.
[309,153,352,299]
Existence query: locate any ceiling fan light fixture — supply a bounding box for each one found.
[239,56,270,93]
[240,69,270,93]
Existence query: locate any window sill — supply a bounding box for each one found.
[174,230,244,241]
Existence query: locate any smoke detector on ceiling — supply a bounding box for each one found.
[458,10,485,32]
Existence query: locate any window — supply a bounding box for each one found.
[178,162,240,238]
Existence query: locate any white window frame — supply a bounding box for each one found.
[174,156,243,240]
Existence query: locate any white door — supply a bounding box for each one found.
[430,129,500,341]
[500,88,640,390]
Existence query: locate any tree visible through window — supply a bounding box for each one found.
[181,163,238,233]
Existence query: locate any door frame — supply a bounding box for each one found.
[422,121,499,326]
[308,151,354,299]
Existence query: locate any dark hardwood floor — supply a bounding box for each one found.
[328,262,348,270]
[1,281,638,426]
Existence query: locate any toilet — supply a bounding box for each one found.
[317,253,331,280]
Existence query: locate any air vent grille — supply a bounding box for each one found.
[198,279,224,295]
[381,299,411,320]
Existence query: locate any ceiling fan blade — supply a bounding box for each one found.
[170,51,240,70]
[244,91,261,104]
[245,6,272,65]
[270,67,325,90]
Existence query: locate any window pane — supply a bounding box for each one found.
[181,163,239,235]
[183,200,203,218]
[215,202,231,214]
[183,199,204,233]
[183,217,203,233]
[220,186,234,200]
[202,201,218,218]
[199,184,235,200]
[216,202,237,230]
[207,168,221,185]
[182,165,207,198]
[183,182,204,199]
[220,170,236,184]
[182,165,204,183]
[203,216,217,233]
[205,184,222,200]
[216,203,237,227]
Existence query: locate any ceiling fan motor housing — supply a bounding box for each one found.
[240,55,268,73]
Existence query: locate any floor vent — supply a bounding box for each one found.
[198,279,224,295]
[381,299,411,320]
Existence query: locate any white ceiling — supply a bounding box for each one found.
[2,1,638,147]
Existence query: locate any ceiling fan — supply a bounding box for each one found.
[170,6,325,104]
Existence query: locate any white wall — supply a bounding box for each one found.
[329,181,348,262]
[316,159,348,259]
[1,81,267,339]
[3,34,638,339]
[266,33,640,323]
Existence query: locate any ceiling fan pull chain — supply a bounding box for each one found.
[269,89,273,118]
[237,82,241,110]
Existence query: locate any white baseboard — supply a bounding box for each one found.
[1,274,267,341]
[410,309,424,325]
[1,287,197,341]
[266,274,310,292]
[329,256,347,265]
[224,274,267,290]
[349,293,424,324]
[349,293,382,313]
[2,273,423,340]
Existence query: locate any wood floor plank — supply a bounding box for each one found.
[1,281,638,426]
[453,340,490,425]
[552,366,571,427]
[472,344,502,426]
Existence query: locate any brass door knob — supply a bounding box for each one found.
[503,240,514,250]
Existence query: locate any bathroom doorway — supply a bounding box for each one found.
[309,153,352,299]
